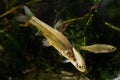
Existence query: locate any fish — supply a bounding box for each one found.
[19,6,87,72]
[80,44,116,53]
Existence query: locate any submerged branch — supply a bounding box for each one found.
[0,0,42,18]
[105,22,120,32]
[56,13,90,32]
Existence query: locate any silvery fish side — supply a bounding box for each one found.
[80,44,116,53]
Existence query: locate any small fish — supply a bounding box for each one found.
[18,6,87,72]
[80,44,116,53]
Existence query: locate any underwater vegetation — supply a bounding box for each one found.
[0,0,120,80]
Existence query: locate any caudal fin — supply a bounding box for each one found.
[24,6,34,18]
[16,6,34,22]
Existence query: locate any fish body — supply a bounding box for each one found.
[29,16,76,62]
[80,44,116,53]
[42,19,64,47]
[23,6,86,72]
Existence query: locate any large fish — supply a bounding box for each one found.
[17,6,87,72]
[80,44,116,53]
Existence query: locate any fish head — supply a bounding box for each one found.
[62,48,87,72]
[72,48,87,72]
[106,45,117,53]
[75,62,87,72]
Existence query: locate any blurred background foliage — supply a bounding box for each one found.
[0,0,120,80]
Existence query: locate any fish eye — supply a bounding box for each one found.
[111,47,114,50]
[107,46,116,52]
[78,66,82,69]
[109,47,116,50]
[112,47,116,50]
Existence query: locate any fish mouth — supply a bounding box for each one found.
[76,63,87,72]
[69,60,87,72]
[78,67,87,73]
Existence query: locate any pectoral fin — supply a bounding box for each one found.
[62,60,70,63]
[42,39,52,47]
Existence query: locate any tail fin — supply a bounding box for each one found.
[16,6,34,22]
[24,6,34,18]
